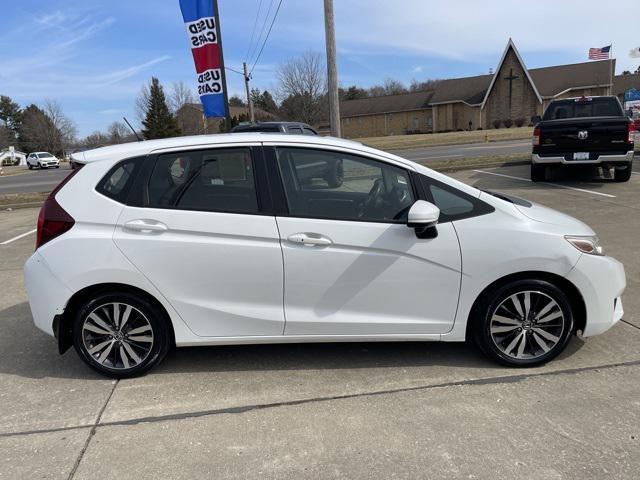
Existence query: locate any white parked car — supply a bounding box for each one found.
[24,134,625,377]
[27,152,60,169]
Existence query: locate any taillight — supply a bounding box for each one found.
[628,122,636,144]
[532,126,541,147]
[36,167,82,249]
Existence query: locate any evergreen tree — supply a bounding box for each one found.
[141,77,181,139]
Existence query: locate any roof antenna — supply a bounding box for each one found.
[123,117,143,141]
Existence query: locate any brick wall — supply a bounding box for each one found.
[484,48,540,128]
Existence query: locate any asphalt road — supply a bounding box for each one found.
[1,163,639,479]
[0,164,71,195]
[390,138,531,162]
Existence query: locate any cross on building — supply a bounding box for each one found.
[504,68,520,110]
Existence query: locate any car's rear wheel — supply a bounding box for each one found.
[473,279,574,367]
[73,291,171,378]
[530,164,546,182]
[614,162,632,182]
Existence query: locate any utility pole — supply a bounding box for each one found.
[323,0,341,137]
[243,62,255,123]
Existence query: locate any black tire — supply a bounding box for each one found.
[325,159,344,188]
[55,165,60,169]
[530,163,546,182]
[73,291,171,378]
[28,164,32,170]
[37,162,42,169]
[473,279,574,367]
[613,162,632,182]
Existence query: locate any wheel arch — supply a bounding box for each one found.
[56,282,176,354]
[465,271,586,340]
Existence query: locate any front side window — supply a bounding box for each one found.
[419,175,493,222]
[147,147,259,214]
[277,148,414,222]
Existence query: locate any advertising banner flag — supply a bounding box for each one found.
[179,0,228,118]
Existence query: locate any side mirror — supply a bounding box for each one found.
[531,115,542,125]
[407,200,440,238]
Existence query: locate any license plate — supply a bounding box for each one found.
[573,152,590,160]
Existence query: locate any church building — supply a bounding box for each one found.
[340,39,639,138]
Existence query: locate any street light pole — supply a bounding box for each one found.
[323,0,341,137]
[243,62,255,123]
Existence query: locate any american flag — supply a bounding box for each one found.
[588,45,611,60]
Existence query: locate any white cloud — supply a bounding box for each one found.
[412,66,424,73]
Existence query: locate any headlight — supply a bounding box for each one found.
[565,235,604,256]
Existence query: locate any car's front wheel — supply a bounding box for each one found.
[73,291,171,378]
[473,279,574,367]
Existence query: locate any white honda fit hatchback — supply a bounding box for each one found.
[24,134,625,377]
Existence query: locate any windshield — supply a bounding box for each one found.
[38,153,54,158]
[543,98,622,120]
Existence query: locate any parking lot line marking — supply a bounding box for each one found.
[473,170,616,198]
[1,228,36,245]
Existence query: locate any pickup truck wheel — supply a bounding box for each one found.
[473,279,574,367]
[614,163,632,182]
[531,164,546,182]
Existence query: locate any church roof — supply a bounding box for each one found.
[529,60,615,97]
[339,90,435,117]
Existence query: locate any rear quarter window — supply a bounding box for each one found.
[96,157,144,204]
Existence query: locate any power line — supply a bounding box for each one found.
[243,0,264,63]
[247,0,275,66]
[225,66,245,76]
[250,0,284,74]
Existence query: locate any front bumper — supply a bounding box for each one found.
[532,150,633,165]
[566,253,626,337]
[24,252,72,337]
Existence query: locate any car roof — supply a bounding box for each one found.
[72,133,360,164]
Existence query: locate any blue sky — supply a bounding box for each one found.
[1,0,637,137]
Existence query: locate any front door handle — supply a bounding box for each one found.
[123,219,168,233]
[287,232,333,246]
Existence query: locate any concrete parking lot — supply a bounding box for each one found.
[1,163,639,479]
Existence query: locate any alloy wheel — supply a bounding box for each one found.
[81,302,154,370]
[489,290,565,360]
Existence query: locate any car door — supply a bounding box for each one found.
[269,145,462,335]
[113,145,285,337]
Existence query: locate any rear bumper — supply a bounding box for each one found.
[24,252,73,337]
[566,254,626,337]
[532,150,633,165]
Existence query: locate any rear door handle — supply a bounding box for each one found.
[123,219,168,233]
[287,232,333,246]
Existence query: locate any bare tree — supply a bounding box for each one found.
[168,81,196,113]
[82,131,111,149]
[276,51,326,124]
[42,99,77,155]
[135,83,151,124]
[107,121,131,144]
[409,78,442,92]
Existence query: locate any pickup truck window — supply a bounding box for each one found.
[543,98,623,120]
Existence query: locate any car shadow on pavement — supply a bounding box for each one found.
[1,301,586,380]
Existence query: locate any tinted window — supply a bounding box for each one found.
[96,158,142,203]
[419,175,493,222]
[277,148,414,222]
[543,98,622,120]
[287,126,303,134]
[38,153,54,158]
[147,148,259,214]
[303,127,317,135]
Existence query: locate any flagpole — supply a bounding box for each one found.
[213,0,231,132]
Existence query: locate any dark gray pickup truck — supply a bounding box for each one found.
[531,96,636,182]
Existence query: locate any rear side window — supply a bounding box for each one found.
[303,127,317,135]
[96,157,143,204]
[147,147,259,214]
